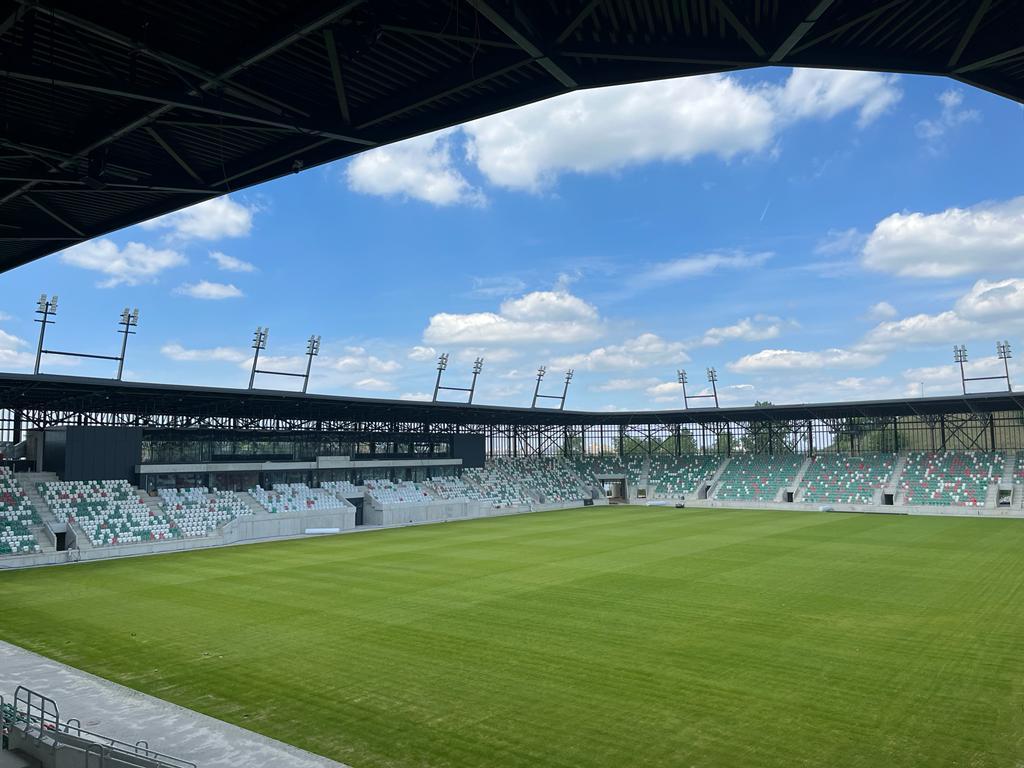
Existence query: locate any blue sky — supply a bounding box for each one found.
[2,67,1023,410]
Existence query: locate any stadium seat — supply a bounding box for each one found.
[712,455,804,502]
[800,454,896,504]
[158,487,252,536]
[0,467,42,555]
[900,451,1002,507]
[648,455,721,499]
[38,479,180,546]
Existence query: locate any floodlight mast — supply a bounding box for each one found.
[116,307,140,381]
[531,366,572,409]
[955,341,1013,394]
[302,335,321,394]
[33,294,57,375]
[33,295,140,379]
[431,354,483,403]
[677,365,720,409]
[530,366,546,408]
[248,327,268,389]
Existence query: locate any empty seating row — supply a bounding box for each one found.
[425,476,491,502]
[900,451,1002,507]
[158,487,252,537]
[39,479,179,546]
[648,455,721,499]
[801,454,896,504]
[321,480,361,497]
[0,467,41,555]
[248,483,345,514]
[365,479,433,506]
[463,459,535,507]
[713,454,804,502]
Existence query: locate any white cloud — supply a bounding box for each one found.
[915,88,980,146]
[423,290,601,345]
[815,227,866,256]
[629,251,771,291]
[470,276,527,297]
[140,196,256,240]
[353,377,394,392]
[858,278,1024,353]
[408,345,437,362]
[866,301,898,320]
[464,73,778,191]
[399,391,432,401]
[346,129,485,206]
[175,281,243,300]
[729,348,882,372]
[698,315,784,347]
[861,196,1024,278]
[161,343,249,363]
[329,347,401,375]
[209,251,255,272]
[773,68,901,128]
[594,377,658,392]
[350,69,900,203]
[646,381,684,404]
[552,333,688,371]
[60,239,186,287]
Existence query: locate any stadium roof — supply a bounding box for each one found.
[2,0,1023,272]
[2,372,1023,428]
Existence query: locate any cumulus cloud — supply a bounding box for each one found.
[815,227,867,256]
[209,251,255,272]
[328,347,401,374]
[408,345,437,362]
[552,333,688,371]
[698,315,784,347]
[60,239,186,287]
[470,275,527,297]
[423,290,601,345]
[729,348,882,372]
[866,301,898,320]
[347,68,901,203]
[861,196,1024,278]
[161,343,249,363]
[175,281,243,300]
[140,196,256,240]
[346,129,485,206]
[773,68,901,128]
[594,377,658,392]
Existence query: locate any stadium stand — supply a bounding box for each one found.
[648,455,721,499]
[713,455,805,502]
[463,459,535,507]
[364,480,433,505]
[321,480,361,497]
[158,487,252,537]
[248,483,346,514]
[425,476,490,502]
[569,455,626,483]
[0,467,42,555]
[899,451,1003,507]
[39,479,179,546]
[800,454,896,504]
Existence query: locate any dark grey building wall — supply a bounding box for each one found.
[42,428,66,475]
[63,427,143,482]
[451,434,485,469]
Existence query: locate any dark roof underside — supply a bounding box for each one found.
[1,0,1022,271]
[2,372,1023,428]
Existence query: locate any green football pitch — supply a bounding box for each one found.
[3,505,1024,767]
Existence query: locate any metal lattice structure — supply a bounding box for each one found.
[4,372,1024,461]
[2,0,1023,271]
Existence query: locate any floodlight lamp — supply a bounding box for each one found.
[437,352,449,371]
[678,369,687,384]
[565,369,574,382]
[537,366,546,379]
[473,357,484,374]
[37,294,47,311]
[132,308,140,323]
[120,308,131,323]
[707,367,718,382]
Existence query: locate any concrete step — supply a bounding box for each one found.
[0,749,39,768]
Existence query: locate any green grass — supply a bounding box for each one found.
[3,506,1024,767]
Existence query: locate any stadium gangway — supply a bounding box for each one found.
[2,686,196,768]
